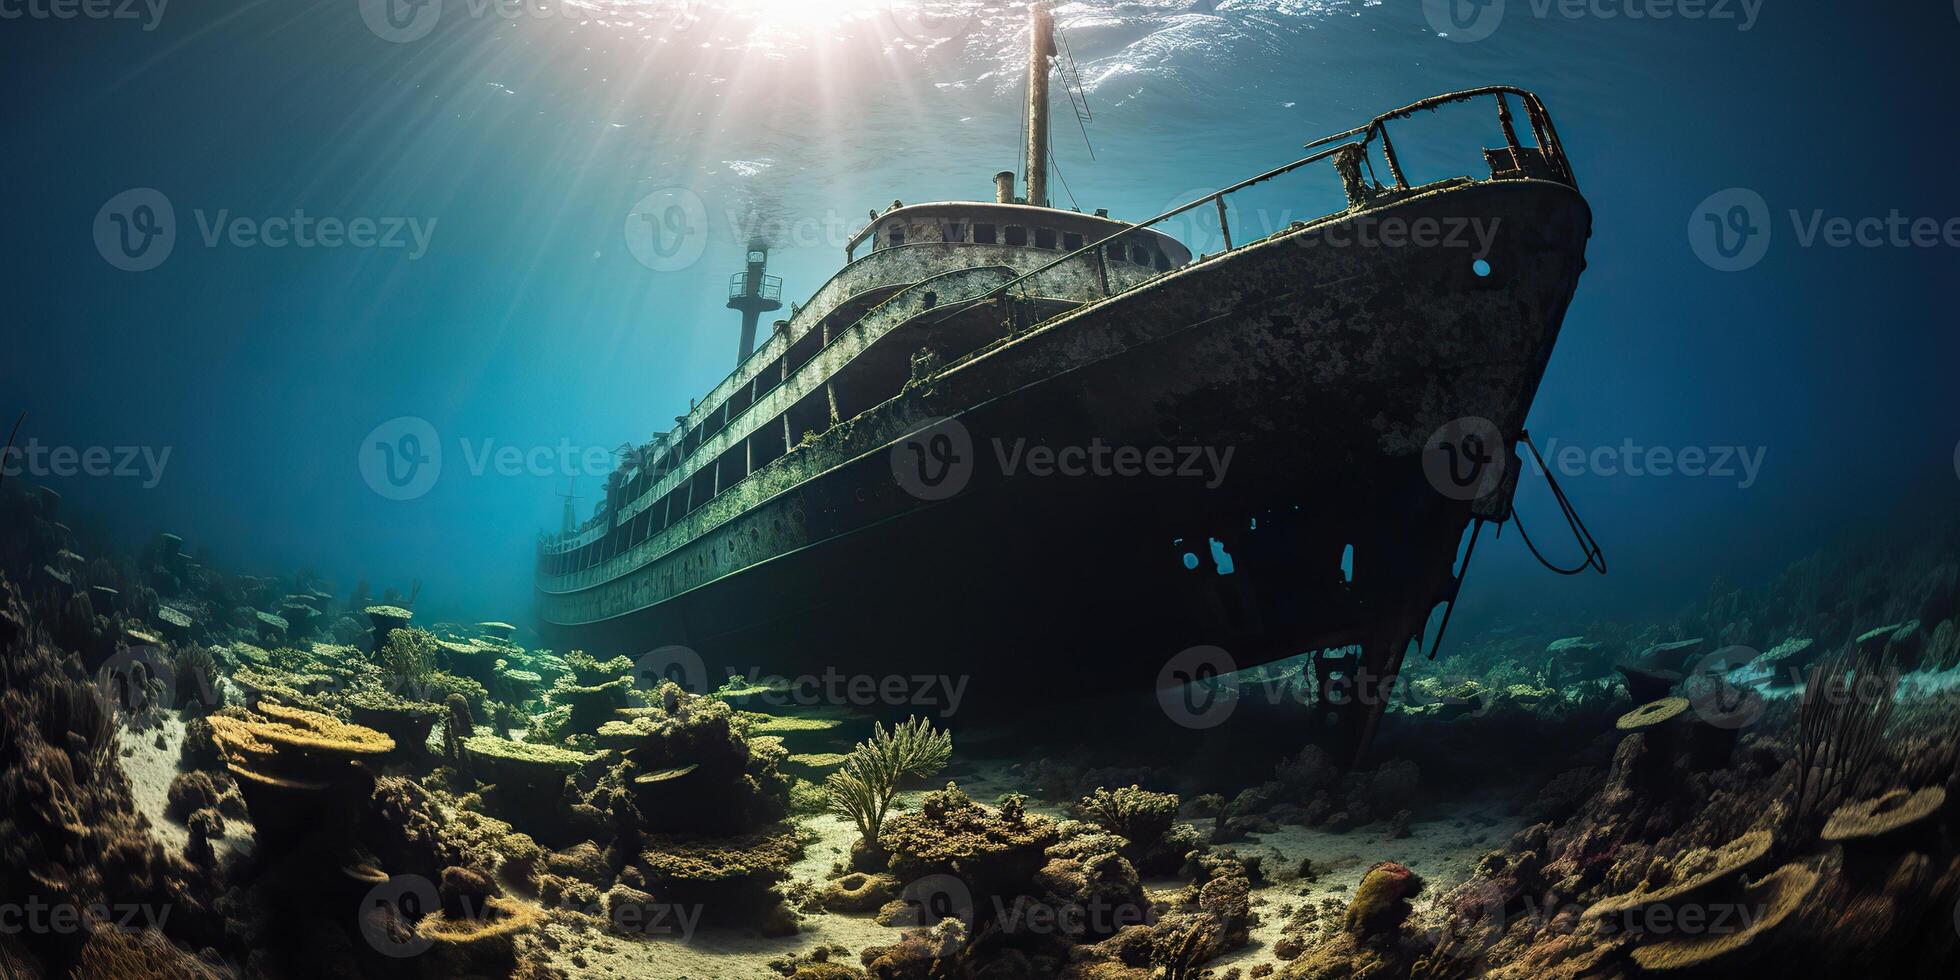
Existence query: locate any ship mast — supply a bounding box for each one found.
[1023,3,1056,209]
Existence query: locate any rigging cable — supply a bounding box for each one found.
[0,412,22,493]
[1424,517,1485,661]
[1502,428,1609,576]
[1052,152,1083,211]
[1057,26,1097,160]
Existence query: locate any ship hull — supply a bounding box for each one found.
[539,178,1591,749]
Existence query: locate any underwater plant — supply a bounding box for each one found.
[167,643,222,712]
[374,626,439,695]
[824,715,952,846]
[1792,648,1898,830]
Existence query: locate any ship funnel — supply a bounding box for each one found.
[726,238,783,365]
[994,170,1016,204]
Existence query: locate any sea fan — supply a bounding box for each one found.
[1791,647,1897,831]
[825,715,952,844]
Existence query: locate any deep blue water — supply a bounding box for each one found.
[4,0,1956,632]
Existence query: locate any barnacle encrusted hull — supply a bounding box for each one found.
[540,176,1591,751]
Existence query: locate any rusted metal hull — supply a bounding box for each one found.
[539,178,1590,748]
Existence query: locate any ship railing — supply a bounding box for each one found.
[949,86,1573,314]
[729,272,783,302]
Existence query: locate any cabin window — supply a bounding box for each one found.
[1063,231,1084,251]
[973,223,997,244]
[945,222,966,243]
[888,224,906,247]
[1131,244,1149,266]
[1034,227,1057,249]
[1154,250,1172,271]
[1005,225,1027,247]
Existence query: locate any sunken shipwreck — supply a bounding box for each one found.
[4,1,1956,979]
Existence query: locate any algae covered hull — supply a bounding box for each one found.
[536,89,1591,749]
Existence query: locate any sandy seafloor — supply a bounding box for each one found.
[123,727,1518,979]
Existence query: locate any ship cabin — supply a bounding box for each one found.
[535,195,1192,586]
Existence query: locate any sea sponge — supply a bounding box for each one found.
[880,784,1059,898]
[344,686,443,761]
[1583,829,1772,919]
[208,702,392,853]
[637,828,801,923]
[364,604,414,654]
[1343,862,1422,938]
[614,681,788,835]
[1074,786,1179,849]
[166,770,222,820]
[243,700,394,756]
[546,840,612,887]
[822,871,900,913]
[1820,786,1945,843]
[1628,862,1818,970]
[546,674,636,734]
[414,894,543,945]
[1031,849,1152,940]
[1615,696,1689,731]
[460,735,601,844]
